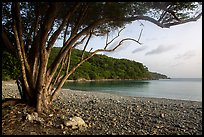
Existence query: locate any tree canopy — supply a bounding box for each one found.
[2,2,202,53]
[2,2,202,113]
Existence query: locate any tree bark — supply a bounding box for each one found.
[36,88,52,113]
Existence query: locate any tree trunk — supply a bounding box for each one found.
[18,75,52,114]
[36,88,52,114]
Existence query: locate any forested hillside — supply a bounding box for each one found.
[2,47,169,81]
[48,47,169,80]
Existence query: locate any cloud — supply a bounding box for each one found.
[132,46,146,53]
[171,62,184,67]
[145,45,175,55]
[145,37,157,42]
[175,50,196,60]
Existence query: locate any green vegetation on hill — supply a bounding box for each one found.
[48,47,169,80]
[2,47,169,81]
[2,51,21,80]
[150,72,170,80]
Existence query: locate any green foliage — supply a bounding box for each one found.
[2,51,21,80]
[150,72,170,79]
[2,47,169,81]
[2,2,201,40]
[49,47,168,80]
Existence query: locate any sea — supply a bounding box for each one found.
[62,78,202,102]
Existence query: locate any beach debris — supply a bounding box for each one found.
[64,116,87,129]
[26,112,44,123]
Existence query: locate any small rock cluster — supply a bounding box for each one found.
[25,112,87,131]
[64,116,88,129]
[26,112,45,124]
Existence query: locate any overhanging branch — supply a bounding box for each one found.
[105,27,125,49]
[123,12,202,28]
[2,30,16,55]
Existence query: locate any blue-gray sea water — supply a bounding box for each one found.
[62,78,202,102]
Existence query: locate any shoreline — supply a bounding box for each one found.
[65,78,168,83]
[2,80,201,103]
[2,81,202,135]
[61,88,202,103]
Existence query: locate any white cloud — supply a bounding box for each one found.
[175,50,196,60]
[132,46,146,53]
[145,45,175,55]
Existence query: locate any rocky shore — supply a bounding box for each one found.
[2,81,202,135]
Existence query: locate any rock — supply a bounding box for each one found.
[26,114,33,122]
[60,124,64,129]
[64,116,87,128]
[156,125,164,128]
[30,131,37,135]
[112,132,117,135]
[60,115,65,120]
[26,112,44,123]
[72,125,78,129]
[37,117,45,123]
[49,114,53,117]
[90,99,98,104]
[160,113,165,118]
[48,120,53,126]
[32,112,38,118]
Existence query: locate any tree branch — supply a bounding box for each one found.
[13,24,32,98]
[63,23,69,45]
[52,55,67,86]
[36,3,60,93]
[47,18,108,83]
[123,12,202,28]
[138,28,143,42]
[2,30,16,55]
[12,2,31,76]
[46,3,81,54]
[163,12,202,27]
[81,31,92,60]
[72,34,89,49]
[71,3,89,36]
[158,4,174,22]
[39,3,59,44]
[105,27,125,49]
[65,49,72,75]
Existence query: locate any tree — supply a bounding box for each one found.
[2,2,202,113]
[2,51,21,80]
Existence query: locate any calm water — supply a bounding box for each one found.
[62,78,202,102]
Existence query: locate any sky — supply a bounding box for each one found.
[85,17,202,78]
[55,16,202,78]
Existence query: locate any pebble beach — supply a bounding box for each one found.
[2,80,202,135]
